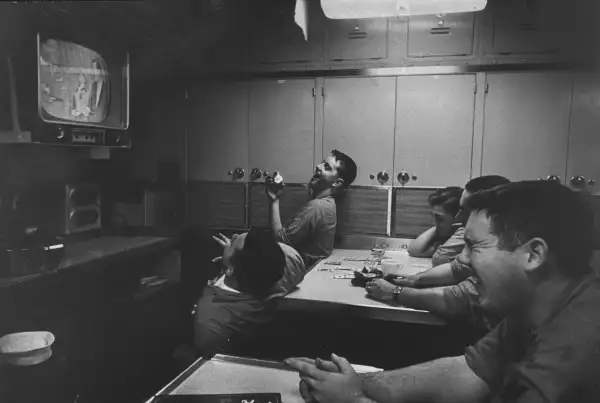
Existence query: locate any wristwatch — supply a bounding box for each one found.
[392,285,403,301]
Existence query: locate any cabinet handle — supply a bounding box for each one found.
[397,171,410,186]
[233,168,244,179]
[571,176,586,188]
[228,168,244,179]
[250,168,263,181]
[377,171,389,185]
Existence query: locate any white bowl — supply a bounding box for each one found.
[0,331,55,366]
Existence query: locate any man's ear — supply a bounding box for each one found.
[333,178,345,188]
[522,237,550,273]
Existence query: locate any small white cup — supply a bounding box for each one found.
[381,259,403,276]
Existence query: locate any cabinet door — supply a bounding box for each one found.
[394,74,476,187]
[487,0,556,55]
[187,82,249,182]
[248,79,316,184]
[251,0,321,64]
[566,73,600,195]
[323,77,396,187]
[131,85,186,182]
[325,19,388,61]
[481,72,572,182]
[408,13,475,58]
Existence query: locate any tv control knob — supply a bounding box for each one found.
[57,128,66,139]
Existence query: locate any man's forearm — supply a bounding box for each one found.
[269,200,286,242]
[395,287,449,316]
[414,262,456,288]
[359,356,488,403]
[408,227,438,257]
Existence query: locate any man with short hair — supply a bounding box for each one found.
[268,150,358,269]
[368,175,510,328]
[192,228,303,357]
[287,181,600,403]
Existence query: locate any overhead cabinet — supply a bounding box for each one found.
[251,0,321,64]
[325,19,389,61]
[485,0,557,55]
[408,13,475,58]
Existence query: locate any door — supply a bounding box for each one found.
[131,85,186,182]
[323,77,396,187]
[248,79,316,184]
[408,13,475,58]
[325,19,388,61]
[566,73,600,195]
[394,74,476,187]
[481,72,572,182]
[251,0,321,64]
[486,0,557,55]
[187,82,249,182]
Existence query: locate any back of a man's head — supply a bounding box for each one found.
[465,175,511,193]
[232,229,286,296]
[466,180,595,277]
[331,149,358,189]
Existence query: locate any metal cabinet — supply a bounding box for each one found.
[566,73,600,195]
[131,85,186,182]
[187,82,249,182]
[325,19,388,61]
[394,74,476,187]
[485,0,557,55]
[322,77,396,187]
[251,0,321,64]
[481,72,572,182]
[408,13,475,58]
[248,79,316,184]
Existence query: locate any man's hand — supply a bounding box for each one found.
[266,187,284,202]
[212,233,231,249]
[286,353,367,403]
[366,279,397,302]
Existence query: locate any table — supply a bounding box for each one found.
[277,248,446,326]
[148,355,382,403]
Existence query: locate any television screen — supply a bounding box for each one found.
[38,39,109,124]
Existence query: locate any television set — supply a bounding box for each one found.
[0,32,130,148]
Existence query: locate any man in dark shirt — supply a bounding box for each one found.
[268,149,357,268]
[287,180,600,403]
[192,229,290,357]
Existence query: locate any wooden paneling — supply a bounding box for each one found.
[187,182,245,227]
[395,188,435,238]
[337,188,388,235]
[248,184,309,228]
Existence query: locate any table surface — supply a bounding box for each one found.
[152,355,382,403]
[278,248,445,326]
[0,236,178,289]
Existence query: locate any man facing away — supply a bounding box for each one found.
[268,150,358,269]
[192,228,304,357]
[288,180,600,403]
